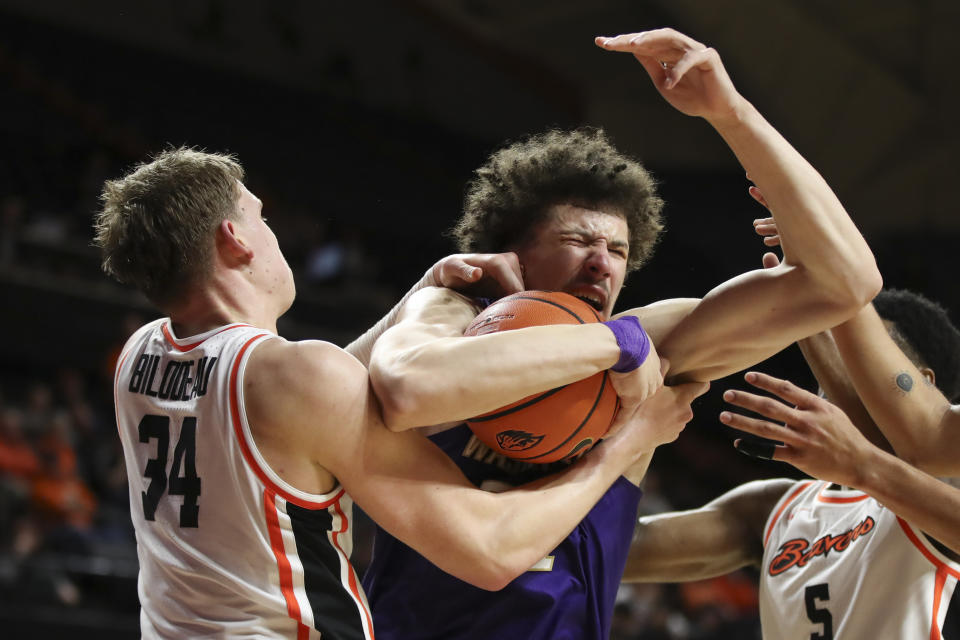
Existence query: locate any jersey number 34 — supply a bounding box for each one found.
[139,414,201,528]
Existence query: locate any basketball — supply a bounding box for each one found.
[463,291,620,463]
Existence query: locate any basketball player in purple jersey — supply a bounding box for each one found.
[362,28,881,639]
[95,148,706,639]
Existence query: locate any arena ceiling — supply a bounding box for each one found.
[1,0,957,233]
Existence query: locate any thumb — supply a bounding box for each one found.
[658,356,671,378]
[762,252,780,269]
[462,264,481,281]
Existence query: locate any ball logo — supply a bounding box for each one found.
[466,313,516,336]
[496,429,545,452]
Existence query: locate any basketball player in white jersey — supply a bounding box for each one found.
[622,282,960,638]
[94,148,707,639]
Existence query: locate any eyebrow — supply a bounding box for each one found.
[560,227,629,251]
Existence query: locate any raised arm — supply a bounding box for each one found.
[830,305,960,475]
[597,29,881,381]
[247,338,706,591]
[624,478,790,583]
[721,371,960,555]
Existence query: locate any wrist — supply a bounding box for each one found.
[602,316,650,372]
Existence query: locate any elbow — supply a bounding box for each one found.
[370,365,427,432]
[838,258,883,311]
[457,557,524,592]
[443,535,530,591]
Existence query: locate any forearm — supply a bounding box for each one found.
[710,103,879,303]
[797,331,890,451]
[855,446,960,555]
[344,267,437,366]
[832,305,955,473]
[622,479,789,583]
[373,323,620,430]
[624,510,753,583]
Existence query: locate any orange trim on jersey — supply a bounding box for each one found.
[931,567,947,640]
[162,322,252,352]
[765,481,813,548]
[897,517,960,580]
[331,499,375,640]
[228,334,346,510]
[816,485,870,504]
[264,489,306,629]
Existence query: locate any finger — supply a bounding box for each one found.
[749,187,769,208]
[482,259,524,293]
[753,217,775,226]
[664,46,713,90]
[763,235,781,246]
[722,388,802,426]
[753,223,778,236]
[457,261,482,282]
[719,410,793,443]
[733,437,786,461]
[595,33,644,50]
[742,371,820,408]
[761,252,781,269]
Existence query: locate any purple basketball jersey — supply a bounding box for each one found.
[362,424,642,640]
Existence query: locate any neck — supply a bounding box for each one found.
[167,274,280,337]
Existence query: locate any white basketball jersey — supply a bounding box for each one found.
[114,319,374,640]
[760,480,960,639]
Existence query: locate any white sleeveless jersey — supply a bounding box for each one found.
[114,319,374,640]
[760,480,960,640]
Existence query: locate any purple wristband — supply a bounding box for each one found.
[602,315,650,372]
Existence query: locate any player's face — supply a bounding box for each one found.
[514,204,629,320]
[235,183,296,314]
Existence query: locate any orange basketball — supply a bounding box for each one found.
[463,291,620,463]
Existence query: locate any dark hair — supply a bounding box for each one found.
[94,147,244,307]
[451,127,664,271]
[874,288,960,402]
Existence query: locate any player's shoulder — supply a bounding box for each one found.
[248,338,365,390]
[245,338,371,436]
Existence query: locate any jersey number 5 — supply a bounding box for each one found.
[139,414,201,527]
[804,583,834,640]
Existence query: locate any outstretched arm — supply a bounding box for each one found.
[721,371,960,555]
[248,338,707,591]
[345,252,524,365]
[597,29,881,381]
[624,478,791,583]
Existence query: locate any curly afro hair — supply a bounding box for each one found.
[450,128,664,272]
[874,288,960,402]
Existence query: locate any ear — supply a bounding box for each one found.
[920,366,936,387]
[217,219,254,264]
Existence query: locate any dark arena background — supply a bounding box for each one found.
[0,1,957,638]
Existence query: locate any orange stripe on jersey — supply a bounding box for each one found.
[162,322,251,352]
[765,481,813,548]
[331,499,375,639]
[228,334,345,510]
[931,567,947,640]
[897,518,960,580]
[264,489,305,627]
[816,486,870,504]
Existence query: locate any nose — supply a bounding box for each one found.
[584,243,612,278]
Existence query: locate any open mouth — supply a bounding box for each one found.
[573,295,604,312]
